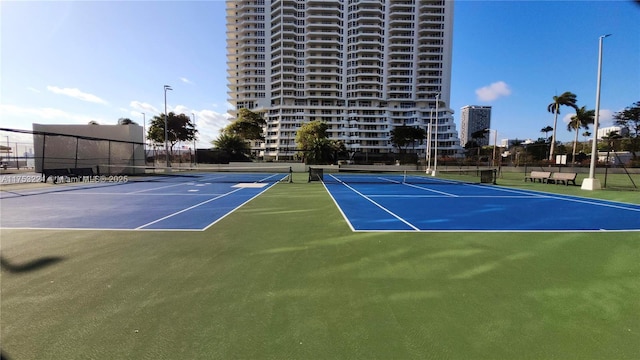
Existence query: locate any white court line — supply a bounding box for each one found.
[469,184,640,212]
[327,174,420,231]
[51,192,226,196]
[128,182,192,194]
[402,182,459,197]
[322,181,356,232]
[201,181,280,231]
[369,194,538,199]
[136,188,244,229]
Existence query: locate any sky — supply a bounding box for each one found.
[1,0,639,153]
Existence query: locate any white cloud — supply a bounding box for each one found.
[27,87,41,93]
[194,109,232,147]
[129,101,159,115]
[172,105,194,116]
[180,77,193,85]
[0,103,108,128]
[475,81,512,102]
[47,86,108,105]
[596,109,615,127]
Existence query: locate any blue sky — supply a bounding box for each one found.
[1,0,638,151]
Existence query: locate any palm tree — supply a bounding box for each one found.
[547,92,578,161]
[567,106,595,163]
[540,126,553,141]
[540,126,553,160]
[212,133,250,158]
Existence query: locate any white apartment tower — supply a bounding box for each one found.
[459,105,492,147]
[226,0,461,161]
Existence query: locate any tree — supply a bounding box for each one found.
[329,140,348,163]
[601,130,622,150]
[527,138,549,162]
[471,129,491,162]
[613,101,640,158]
[212,133,250,158]
[225,108,266,141]
[547,91,578,161]
[295,120,334,164]
[540,126,553,140]
[147,112,197,157]
[567,106,594,162]
[389,126,426,153]
[507,140,526,166]
[118,117,137,125]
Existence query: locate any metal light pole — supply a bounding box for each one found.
[431,93,440,176]
[4,136,9,168]
[426,108,433,173]
[192,112,197,166]
[141,112,146,166]
[163,85,172,167]
[582,34,611,191]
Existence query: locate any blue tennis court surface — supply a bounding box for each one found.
[2,171,639,232]
[0,172,286,231]
[323,174,640,232]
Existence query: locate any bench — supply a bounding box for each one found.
[43,168,95,184]
[525,171,551,183]
[548,172,577,186]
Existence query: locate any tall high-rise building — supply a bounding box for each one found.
[226,0,461,161]
[459,105,492,147]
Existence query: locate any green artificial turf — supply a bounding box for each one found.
[1,175,639,359]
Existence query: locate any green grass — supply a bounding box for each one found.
[2,174,639,359]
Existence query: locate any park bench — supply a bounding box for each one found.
[43,167,95,184]
[524,171,551,183]
[548,172,577,186]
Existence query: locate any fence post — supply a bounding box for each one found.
[75,137,79,168]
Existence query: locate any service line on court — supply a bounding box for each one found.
[327,174,420,231]
[202,181,279,231]
[127,182,190,194]
[402,182,459,197]
[135,188,244,229]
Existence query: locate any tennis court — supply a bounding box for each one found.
[2,168,638,232]
[2,168,639,360]
[321,172,640,232]
[0,170,289,230]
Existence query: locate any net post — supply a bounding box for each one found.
[308,167,323,182]
[288,166,293,183]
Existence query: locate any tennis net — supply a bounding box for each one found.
[97,164,293,184]
[309,167,496,185]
